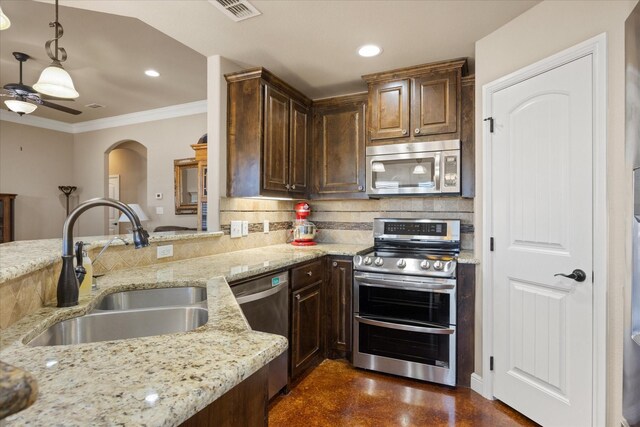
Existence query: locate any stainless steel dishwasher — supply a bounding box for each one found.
[232,271,289,400]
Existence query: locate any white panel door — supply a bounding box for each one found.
[108,175,120,235]
[491,55,593,426]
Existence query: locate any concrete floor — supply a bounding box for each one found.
[269,359,538,427]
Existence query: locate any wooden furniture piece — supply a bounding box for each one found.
[456,263,476,387]
[460,75,475,198]
[0,193,17,243]
[290,259,325,383]
[226,67,311,198]
[173,158,198,215]
[180,365,268,427]
[311,94,368,199]
[191,143,208,230]
[362,58,467,146]
[325,256,353,361]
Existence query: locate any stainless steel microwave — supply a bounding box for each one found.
[366,140,461,196]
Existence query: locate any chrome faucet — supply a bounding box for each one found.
[57,198,150,307]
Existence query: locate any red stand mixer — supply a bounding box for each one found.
[291,202,318,246]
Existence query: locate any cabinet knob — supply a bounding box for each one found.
[291,185,296,190]
[285,184,291,190]
[401,129,407,135]
[295,294,301,300]
[332,262,338,267]
[414,128,420,135]
[358,185,364,191]
[306,271,313,276]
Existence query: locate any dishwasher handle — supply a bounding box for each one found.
[235,282,287,304]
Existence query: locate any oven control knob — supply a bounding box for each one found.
[397,259,406,269]
[363,256,372,265]
[445,261,453,271]
[433,261,444,271]
[374,257,384,267]
[420,260,430,270]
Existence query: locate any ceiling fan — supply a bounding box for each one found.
[1,52,81,116]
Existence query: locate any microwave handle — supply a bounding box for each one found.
[435,152,441,191]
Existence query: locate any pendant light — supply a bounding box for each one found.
[5,99,37,115]
[33,0,79,99]
[0,6,11,30]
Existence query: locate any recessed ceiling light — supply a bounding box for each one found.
[358,44,382,58]
[145,69,160,77]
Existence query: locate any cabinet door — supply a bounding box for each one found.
[263,85,290,193]
[328,258,353,359]
[291,281,323,380]
[369,79,410,141]
[411,69,459,136]
[312,101,366,197]
[289,99,310,194]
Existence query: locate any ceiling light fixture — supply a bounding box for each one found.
[358,44,382,58]
[4,99,37,115]
[33,0,79,99]
[144,69,160,77]
[0,6,11,30]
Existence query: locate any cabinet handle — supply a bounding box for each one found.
[306,271,313,276]
[285,184,291,190]
[291,185,296,190]
[401,129,407,135]
[296,294,301,300]
[358,185,364,191]
[332,262,338,267]
[414,128,420,135]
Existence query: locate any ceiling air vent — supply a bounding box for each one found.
[85,103,105,109]
[209,0,262,22]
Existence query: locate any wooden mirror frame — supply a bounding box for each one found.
[174,158,198,215]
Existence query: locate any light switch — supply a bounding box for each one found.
[242,221,249,236]
[155,193,163,200]
[230,221,242,238]
[156,206,164,215]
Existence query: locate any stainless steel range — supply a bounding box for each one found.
[352,218,460,386]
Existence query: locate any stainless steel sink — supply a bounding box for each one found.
[27,306,208,347]
[92,286,207,311]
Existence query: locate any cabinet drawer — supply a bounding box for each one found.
[291,259,324,291]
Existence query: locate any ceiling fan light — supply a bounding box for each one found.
[33,63,79,99]
[0,6,10,30]
[5,100,37,115]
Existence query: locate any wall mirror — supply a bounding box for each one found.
[174,158,199,214]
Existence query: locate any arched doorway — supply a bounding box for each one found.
[105,140,148,234]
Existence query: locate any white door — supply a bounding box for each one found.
[491,55,593,426]
[108,175,120,235]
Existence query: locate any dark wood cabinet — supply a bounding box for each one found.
[456,263,476,387]
[363,58,467,146]
[290,260,325,382]
[311,94,367,199]
[460,75,475,198]
[0,194,16,243]
[326,257,353,360]
[226,68,311,198]
[368,79,410,141]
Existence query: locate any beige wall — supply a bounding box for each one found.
[0,121,74,240]
[108,141,148,233]
[474,1,638,424]
[73,113,207,236]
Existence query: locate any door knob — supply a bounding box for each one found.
[554,269,587,282]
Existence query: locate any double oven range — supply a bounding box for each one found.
[353,218,460,386]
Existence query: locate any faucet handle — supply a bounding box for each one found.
[75,241,84,266]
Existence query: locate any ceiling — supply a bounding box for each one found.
[1,0,539,124]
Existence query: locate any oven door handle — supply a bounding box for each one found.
[354,275,455,291]
[355,315,455,335]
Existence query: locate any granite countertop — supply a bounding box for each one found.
[0,362,37,420]
[0,243,371,426]
[0,231,224,285]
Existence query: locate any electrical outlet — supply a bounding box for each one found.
[157,245,173,259]
[156,206,164,215]
[230,221,242,238]
[263,220,270,233]
[242,221,249,236]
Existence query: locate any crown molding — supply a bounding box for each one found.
[0,100,207,134]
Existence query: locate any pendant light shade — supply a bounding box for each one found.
[4,100,37,115]
[33,63,79,99]
[0,6,11,30]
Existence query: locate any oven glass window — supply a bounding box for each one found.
[358,321,451,367]
[358,285,452,326]
[371,157,437,191]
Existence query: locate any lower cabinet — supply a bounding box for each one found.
[326,257,353,360]
[180,365,268,427]
[290,261,325,382]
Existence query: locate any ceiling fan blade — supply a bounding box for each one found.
[0,93,17,98]
[39,94,76,102]
[40,100,82,115]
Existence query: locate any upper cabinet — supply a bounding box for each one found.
[226,68,311,198]
[311,94,367,199]
[363,59,467,146]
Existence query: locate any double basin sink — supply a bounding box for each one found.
[27,287,208,347]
